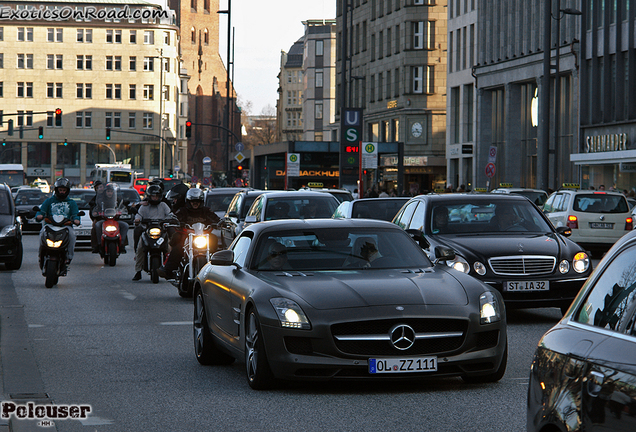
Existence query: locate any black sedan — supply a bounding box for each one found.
[193,219,508,389]
[0,183,23,270]
[14,187,50,232]
[392,194,592,313]
[527,229,636,432]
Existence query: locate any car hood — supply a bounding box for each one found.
[258,269,469,310]
[437,232,560,258]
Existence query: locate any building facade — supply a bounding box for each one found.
[277,38,304,142]
[0,0,182,185]
[334,0,448,194]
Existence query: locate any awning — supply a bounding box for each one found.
[570,149,636,165]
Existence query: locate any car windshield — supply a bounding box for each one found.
[68,190,96,210]
[251,227,432,271]
[573,194,629,213]
[205,193,236,213]
[265,196,338,220]
[512,191,547,206]
[119,189,140,203]
[15,190,49,206]
[430,200,554,234]
[351,199,408,221]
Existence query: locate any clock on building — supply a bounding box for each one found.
[411,122,423,138]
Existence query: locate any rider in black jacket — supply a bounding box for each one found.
[157,188,220,279]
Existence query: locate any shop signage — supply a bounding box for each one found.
[275,170,339,177]
[387,100,398,109]
[620,162,636,172]
[585,133,628,153]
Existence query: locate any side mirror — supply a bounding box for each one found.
[227,210,238,218]
[434,245,456,262]
[405,228,430,249]
[556,226,572,237]
[209,249,235,266]
[78,211,86,217]
[245,215,257,223]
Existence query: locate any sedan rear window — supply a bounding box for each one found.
[573,194,629,213]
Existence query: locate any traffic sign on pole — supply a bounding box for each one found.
[485,162,496,179]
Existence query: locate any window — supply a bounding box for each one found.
[130,30,137,44]
[85,83,92,98]
[47,82,54,98]
[0,82,3,97]
[128,112,136,129]
[17,54,33,69]
[204,29,209,45]
[17,27,34,42]
[144,30,154,44]
[114,56,121,70]
[85,55,92,70]
[191,0,197,11]
[47,28,63,42]
[114,84,121,99]
[76,83,83,98]
[113,112,121,128]
[413,66,423,93]
[143,57,154,71]
[77,55,84,69]
[162,58,169,72]
[0,54,3,69]
[85,29,92,43]
[164,31,170,45]
[56,54,63,69]
[77,29,84,42]
[315,102,323,119]
[46,54,63,69]
[105,112,113,128]
[106,84,113,99]
[129,84,136,99]
[17,82,33,98]
[143,85,154,100]
[129,56,136,71]
[76,112,92,128]
[106,56,113,70]
[162,85,169,101]
[316,40,324,56]
[191,27,196,43]
[316,71,323,87]
[114,30,122,43]
[143,113,153,129]
[106,29,113,43]
[413,22,424,49]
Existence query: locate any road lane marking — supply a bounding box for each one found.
[118,290,137,301]
[159,321,191,326]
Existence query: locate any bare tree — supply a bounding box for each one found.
[242,104,278,150]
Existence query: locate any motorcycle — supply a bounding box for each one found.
[171,222,218,298]
[139,218,174,284]
[95,186,127,267]
[37,209,85,288]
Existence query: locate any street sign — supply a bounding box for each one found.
[488,146,497,163]
[361,142,378,169]
[202,157,211,165]
[485,162,496,178]
[234,152,245,163]
[235,142,244,152]
[174,165,180,172]
[287,153,300,177]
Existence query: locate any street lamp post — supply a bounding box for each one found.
[218,2,232,181]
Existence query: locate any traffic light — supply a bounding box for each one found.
[7,120,13,136]
[38,126,44,139]
[168,169,173,178]
[185,120,192,138]
[55,108,62,127]
[19,126,23,139]
[63,139,68,146]
[2,139,5,146]
[106,128,111,140]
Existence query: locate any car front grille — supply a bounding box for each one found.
[331,318,467,356]
[488,255,556,276]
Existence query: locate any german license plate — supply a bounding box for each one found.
[504,281,549,291]
[590,222,614,229]
[75,229,91,236]
[369,357,437,374]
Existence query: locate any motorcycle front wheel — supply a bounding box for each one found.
[45,258,58,288]
[107,242,117,267]
[150,255,161,284]
[178,264,192,298]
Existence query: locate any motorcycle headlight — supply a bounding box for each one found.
[104,225,117,233]
[0,225,18,237]
[149,227,161,239]
[479,291,502,324]
[270,298,311,330]
[446,255,470,274]
[46,239,63,248]
[573,252,590,273]
[193,235,208,249]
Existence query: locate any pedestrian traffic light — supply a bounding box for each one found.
[7,120,13,136]
[106,128,111,140]
[38,126,44,139]
[55,108,62,127]
[185,120,192,138]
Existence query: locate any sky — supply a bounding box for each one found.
[218,0,336,115]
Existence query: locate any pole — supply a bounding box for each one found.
[224,0,232,181]
[158,49,164,178]
[539,0,551,191]
[554,0,561,190]
[338,0,348,188]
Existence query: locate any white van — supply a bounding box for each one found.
[90,164,134,188]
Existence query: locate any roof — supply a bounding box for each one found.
[245,217,399,235]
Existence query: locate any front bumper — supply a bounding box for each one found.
[480,276,588,309]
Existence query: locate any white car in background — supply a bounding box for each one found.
[32,178,50,193]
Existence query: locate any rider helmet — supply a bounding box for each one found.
[146,184,163,206]
[53,177,71,200]
[185,188,205,209]
[93,180,103,191]
[166,183,189,210]
[149,179,164,193]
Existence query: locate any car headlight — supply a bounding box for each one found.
[479,291,502,324]
[270,298,311,330]
[572,252,590,273]
[104,225,117,233]
[446,255,470,274]
[46,239,63,248]
[0,225,18,237]
[473,261,487,276]
[193,235,208,249]
[559,260,570,274]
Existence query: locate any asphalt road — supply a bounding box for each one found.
[1,233,584,432]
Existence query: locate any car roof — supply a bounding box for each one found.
[206,187,258,194]
[412,193,530,203]
[260,190,339,198]
[244,217,400,235]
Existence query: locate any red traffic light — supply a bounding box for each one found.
[237,165,243,170]
[185,120,192,127]
[55,108,62,115]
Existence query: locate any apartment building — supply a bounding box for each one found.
[277,38,304,142]
[0,0,182,185]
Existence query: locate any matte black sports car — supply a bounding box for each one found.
[392,194,592,313]
[193,218,508,389]
[527,229,636,432]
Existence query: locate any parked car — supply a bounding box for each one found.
[243,190,340,229]
[193,219,508,389]
[217,188,268,249]
[527,228,636,432]
[392,193,593,314]
[543,185,633,252]
[333,197,409,221]
[490,185,549,207]
[68,188,96,249]
[0,183,23,270]
[14,187,50,232]
[133,178,149,195]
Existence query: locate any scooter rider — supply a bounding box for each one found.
[157,188,220,279]
[94,183,129,253]
[132,184,174,281]
[35,178,81,267]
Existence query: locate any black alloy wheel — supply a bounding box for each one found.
[245,309,275,390]
[193,288,234,365]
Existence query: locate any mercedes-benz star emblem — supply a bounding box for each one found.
[390,324,416,350]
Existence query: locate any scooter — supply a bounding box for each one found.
[171,222,218,298]
[139,218,174,284]
[99,207,123,267]
[38,210,85,288]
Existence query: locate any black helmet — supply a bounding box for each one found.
[146,184,163,205]
[54,177,71,200]
[166,183,188,202]
[93,180,103,191]
[149,179,164,192]
[185,188,205,208]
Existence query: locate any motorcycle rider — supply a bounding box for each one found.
[35,177,81,268]
[132,184,174,281]
[166,182,189,212]
[94,183,129,253]
[157,188,220,280]
[131,179,169,252]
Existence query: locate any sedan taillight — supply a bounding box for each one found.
[567,215,578,229]
[626,217,633,231]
